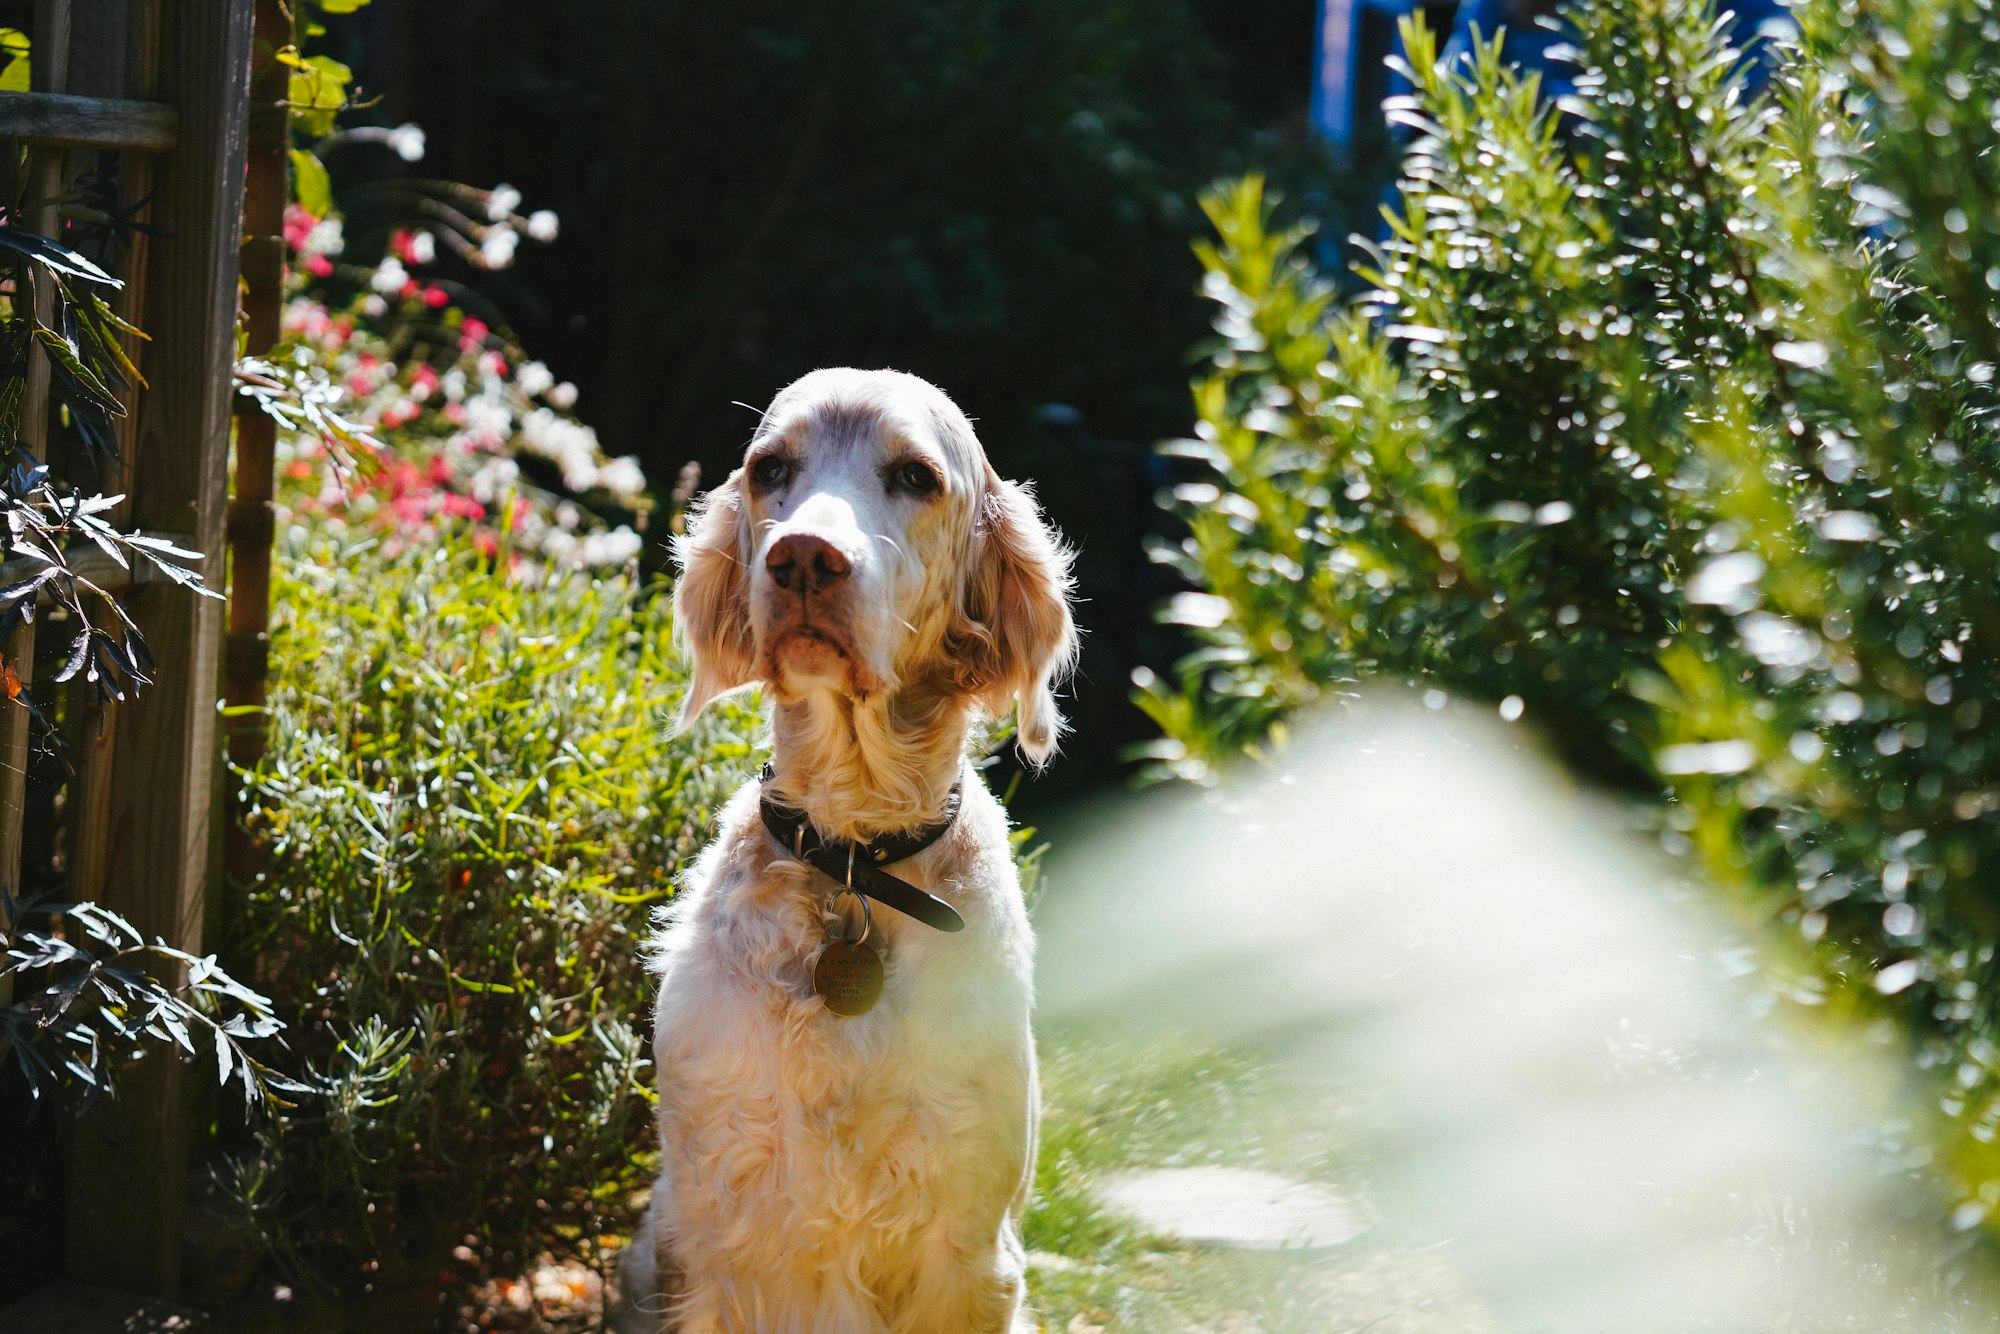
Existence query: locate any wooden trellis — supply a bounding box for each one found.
[0,0,253,1303]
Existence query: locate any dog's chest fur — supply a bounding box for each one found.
[645,774,1035,1319]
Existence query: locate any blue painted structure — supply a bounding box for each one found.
[1311,0,1792,148]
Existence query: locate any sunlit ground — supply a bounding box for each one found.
[1030,695,2000,1332]
[1026,1035,1493,1332]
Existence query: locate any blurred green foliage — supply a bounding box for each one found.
[1146,0,2000,1224]
[229,526,759,1287]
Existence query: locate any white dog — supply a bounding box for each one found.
[615,368,1078,1333]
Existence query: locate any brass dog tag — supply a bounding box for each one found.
[814,940,884,1018]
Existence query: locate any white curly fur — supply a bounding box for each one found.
[614,369,1077,1333]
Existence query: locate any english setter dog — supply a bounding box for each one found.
[615,368,1078,1333]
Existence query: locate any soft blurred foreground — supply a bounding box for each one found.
[1036,696,2000,1331]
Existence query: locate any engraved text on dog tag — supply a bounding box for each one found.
[814,939,884,1018]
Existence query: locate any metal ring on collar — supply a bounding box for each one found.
[831,886,873,947]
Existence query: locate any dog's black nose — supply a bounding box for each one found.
[766,533,852,594]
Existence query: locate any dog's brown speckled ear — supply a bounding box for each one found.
[672,472,757,728]
[966,475,1079,766]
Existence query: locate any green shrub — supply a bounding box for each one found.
[230,522,759,1288]
[1146,0,2000,1220]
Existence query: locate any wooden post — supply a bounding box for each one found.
[59,0,160,909]
[0,0,74,1015]
[223,0,289,889]
[64,0,253,1297]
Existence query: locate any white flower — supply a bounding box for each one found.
[386,123,427,162]
[595,455,648,498]
[467,455,520,504]
[407,229,436,264]
[303,215,344,258]
[515,360,555,399]
[539,528,579,562]
[479,226,519,269]
[580,525,642,567]
[525,210,559,242]
[518,408,604,491]
[359,294,388,318]
[441,368,468,403]
[486,184,522,221]
[546,381,579,410]
[370,256,409,294]
[463,393,512,445]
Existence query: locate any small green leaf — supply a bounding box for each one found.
[0,27,30,93]
[33,328,123,415]
[290,147,332,218]
[289,54,352,136]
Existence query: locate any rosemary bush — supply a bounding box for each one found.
[230,523,759,1287]
[1145,0,2000,1227]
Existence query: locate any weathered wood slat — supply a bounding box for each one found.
[223,0,291,888]
[0,89,177,151]
[61,0,162,910]
[0,618,28,1012]
[0,0,76,1014]
[64,0,254,1298]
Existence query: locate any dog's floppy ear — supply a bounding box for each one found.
[672,472,757,728]
[963,474,1079,766]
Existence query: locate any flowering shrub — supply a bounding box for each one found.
[261,182,656,569]
[219,126,737,1295]
[226,163,734,1288]
[230,526,759,1294]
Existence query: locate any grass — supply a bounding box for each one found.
[1024,1033,1372,1332]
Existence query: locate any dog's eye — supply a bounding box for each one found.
[891,461,940,496]
[750,455,793,490]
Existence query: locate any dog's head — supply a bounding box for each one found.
[673,368,1079,764]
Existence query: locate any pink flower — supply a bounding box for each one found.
[283,204,319,249]
[305,254,334,278]
[423,286,449,309]
[410,364,439,400]
[389,228,426,264]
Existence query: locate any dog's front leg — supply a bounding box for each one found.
[890,1221,1030,1334]
[611,1191,691,1334]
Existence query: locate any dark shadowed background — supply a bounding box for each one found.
[311,0,1354,808]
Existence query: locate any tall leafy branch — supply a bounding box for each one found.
[1147,0,2000,1230]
